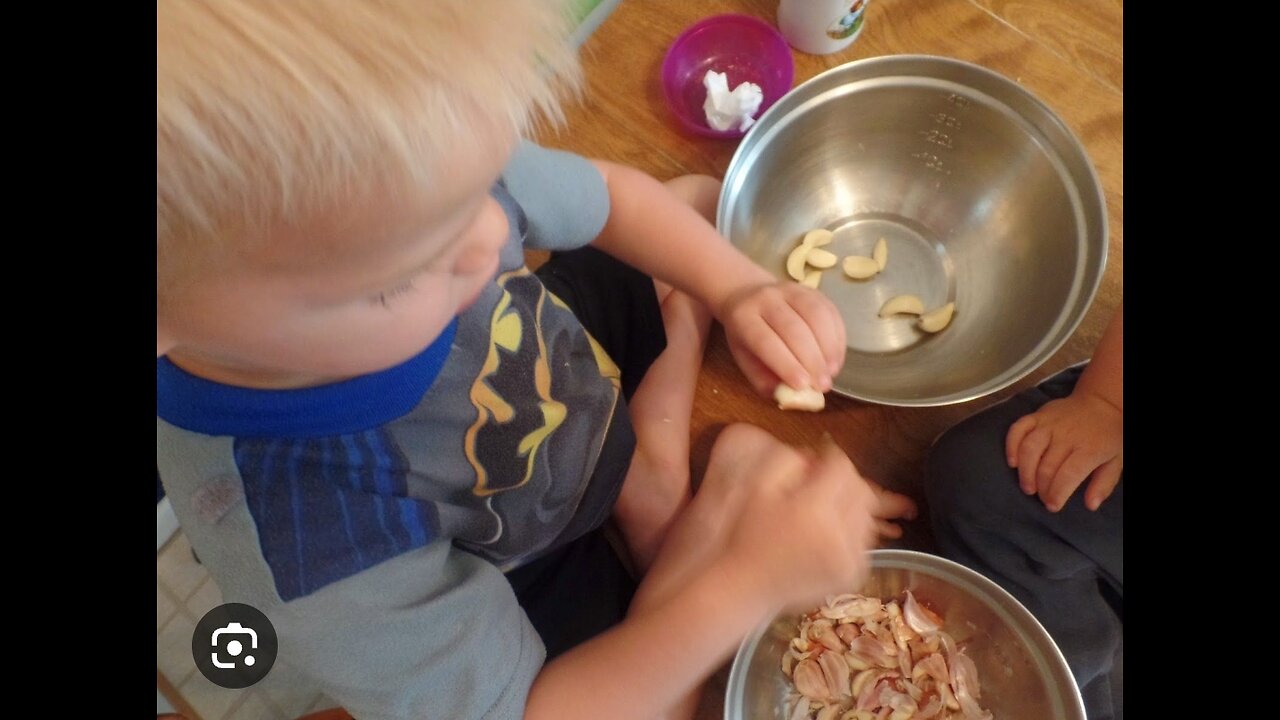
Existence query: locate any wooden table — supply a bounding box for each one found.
[535,2,1121,714]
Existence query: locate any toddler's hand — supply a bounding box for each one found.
[1006,392,1122,512]
[863,478,918,540]
[717,282,846,398]
[719,440,878,614]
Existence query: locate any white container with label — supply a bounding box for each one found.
[777,0,869,55]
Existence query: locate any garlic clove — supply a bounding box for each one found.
[842,255,880,280]
[873,238,888,271]
[806,247,838,268]
[878,295,925,318]
[774,384,825,412]
[804,228,834,247]
[787,243,812,281]
[917,303,955,333]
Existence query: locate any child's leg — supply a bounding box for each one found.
[627,423,781,720]
[629,423,775,613]
[611,289,709,572]
[612,175,719,573]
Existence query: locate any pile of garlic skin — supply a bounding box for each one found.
[782,592,993,720]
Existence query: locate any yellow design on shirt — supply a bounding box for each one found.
[465,268,568,496]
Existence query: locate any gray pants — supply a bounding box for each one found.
[925,366,1122,720]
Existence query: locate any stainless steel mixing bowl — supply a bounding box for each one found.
[717,55,1107,406]
[724,549,1087,720]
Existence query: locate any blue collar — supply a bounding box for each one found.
[157,319,457,438]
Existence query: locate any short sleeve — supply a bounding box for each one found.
[501,141,610,251]
[268,542,546,720]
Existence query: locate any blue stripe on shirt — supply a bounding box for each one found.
[234,430,438,602]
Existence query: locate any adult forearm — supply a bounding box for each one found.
[589,160,774,315]
[1075,302,1122,411]
[523,562,770,720]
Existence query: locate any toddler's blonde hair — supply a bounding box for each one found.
[157,0,582,304]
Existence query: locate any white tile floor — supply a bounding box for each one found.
[157,612,199,688]
[158,584,178,631]
[158,534,210,600]
[157,529,336,720]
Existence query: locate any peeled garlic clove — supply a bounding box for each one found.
[802,269,822,288]
[806,247,838,268]
[787,243,811,281]
[775,384,825,412]
[917,303,955,333]
[873,238,888,271]
[804,228,834,247]
[842,255,880,279]
[878,294,925,318]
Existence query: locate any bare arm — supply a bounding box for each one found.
[588,160,846,395]
[524,561,765,720]
[588,160,773,313]
[525,427,879,720]
[1074,301,1123,412]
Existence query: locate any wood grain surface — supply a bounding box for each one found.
[532,2,1121,715]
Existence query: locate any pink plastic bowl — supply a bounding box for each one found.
[661,14,795,140]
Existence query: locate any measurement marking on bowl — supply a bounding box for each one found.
[919,128,953,149]
[932,112,962,129]
[912,151,951,175]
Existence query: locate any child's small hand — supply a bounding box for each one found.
[719,440,879,614]
[1006,391,1123,512]
[716,282,846,397]
[863,478,918,540]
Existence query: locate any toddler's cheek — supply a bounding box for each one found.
[452,244,497,277]
[453,198,509,276]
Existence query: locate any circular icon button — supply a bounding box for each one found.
[192,602,278,689]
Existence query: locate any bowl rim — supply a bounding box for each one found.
[722,548,1088,720]
[715,54,1109,407]
[661,13,795,140]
